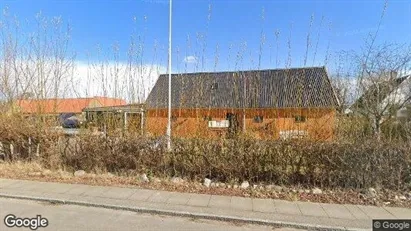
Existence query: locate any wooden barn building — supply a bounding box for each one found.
[145,66,340,140]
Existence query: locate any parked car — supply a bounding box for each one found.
[59,113,81,128]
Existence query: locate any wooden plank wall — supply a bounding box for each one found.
[145,108,336,141]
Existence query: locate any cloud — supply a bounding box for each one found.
[0,57,165,103]
[183,56,198,64]
[0,58,165,103]
[71,61,166,103]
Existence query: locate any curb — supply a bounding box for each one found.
[0,193,363,231]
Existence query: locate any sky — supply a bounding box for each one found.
[0,0,410,101]
[1,0,410,73]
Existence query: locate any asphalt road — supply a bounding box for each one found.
[0,198,303,231]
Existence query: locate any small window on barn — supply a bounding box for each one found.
[253,115,263,123]
[211,82,218,90]
[295,116,306,123]
[172,116,177,122]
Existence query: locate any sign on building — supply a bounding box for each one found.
[208,120,230,128]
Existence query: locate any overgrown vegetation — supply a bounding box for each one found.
[1,117,410,191]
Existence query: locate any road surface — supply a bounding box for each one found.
[0,198,302,231]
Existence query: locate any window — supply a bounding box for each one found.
[253,115,263,123]
[171,116,177,122]
[203,116,212,121]
[294,116,306,123]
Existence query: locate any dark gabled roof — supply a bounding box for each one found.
[350,75,410,111]
[145,66,339,109]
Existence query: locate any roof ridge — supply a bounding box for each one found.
[159,66,325,76]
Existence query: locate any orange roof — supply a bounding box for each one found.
[17,97,126,114]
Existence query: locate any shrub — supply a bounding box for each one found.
[1,118,410,190]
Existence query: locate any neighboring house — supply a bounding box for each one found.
[15,96,127,126]
[145,66,340,140]
[347,74,411,120]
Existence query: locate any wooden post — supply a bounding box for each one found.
[10,143,14,157]
[0,142,3,159]
[124,112,128,131]
[36,143,40,157]
[141,111,144,135]
[28,137,32,158]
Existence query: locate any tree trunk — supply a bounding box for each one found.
[374,116,382,141]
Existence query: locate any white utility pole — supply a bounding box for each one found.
[166,0,173,151]
[243,73,246,132]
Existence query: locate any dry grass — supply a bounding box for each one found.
[1,161,410,208]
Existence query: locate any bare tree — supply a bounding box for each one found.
[0,7,22,105]
[349,43,411,139]
[25,12,74,101]
[0,8,74,112]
